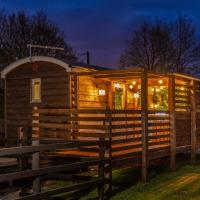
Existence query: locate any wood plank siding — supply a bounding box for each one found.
[5,61,70,142]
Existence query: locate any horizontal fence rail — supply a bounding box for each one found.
[33,108,171,162]
[0,139,109,200]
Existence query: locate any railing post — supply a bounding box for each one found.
[98,137,105,200]
[141,69,148,183]
[169,76,176,171]
[106,108,112,193]
[18,126,24,170]
[32,106,41,194]
[191,80,197,164]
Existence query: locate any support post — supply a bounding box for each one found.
[141,69,148,183]
[32,106,41,194]
[105,108,112,193]
[169,76,176,171]
[73,75,78,140]
[98,137,105,200]
[191,80,197,164]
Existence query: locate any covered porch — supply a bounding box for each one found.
[33,69,200,175]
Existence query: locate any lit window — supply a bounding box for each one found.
[31,78,41,103]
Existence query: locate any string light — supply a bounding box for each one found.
[129,84,134,89]
[132,81,136,85]
[133,93,140,99]
[114,83,121,89]
[158,80,163,85]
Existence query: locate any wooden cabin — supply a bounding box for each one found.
[29,68,200,167]
[1,56,200,160]
[0,56,107,143]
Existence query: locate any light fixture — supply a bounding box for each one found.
[114,82,121,89]
[154,104,158,108]
[132,81,136,85]
[98,89,106,96]
[158,80,163,85]
[156,88,160,92]
[160,86,164,90]
[133,92,140,99]
[129,84,134,90]
[180,87,185,91]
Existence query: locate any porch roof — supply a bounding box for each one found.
[71,67,200,82]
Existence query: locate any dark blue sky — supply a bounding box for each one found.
[1,0,200,68]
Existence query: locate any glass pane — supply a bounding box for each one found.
[114,88,123,110]
[32,79,41,102]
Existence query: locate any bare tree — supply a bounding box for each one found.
[171,16,200,73]
[0,10,77,69]
[120,16,200,74]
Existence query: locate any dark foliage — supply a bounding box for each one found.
[0,10,77,69]
[120,16,200,74]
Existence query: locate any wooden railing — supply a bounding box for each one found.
[0,119,4,146]
[0,139,109,200]
[31,106,200,183]
[33,108,171,166]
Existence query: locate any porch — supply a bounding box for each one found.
[32,69,200,181]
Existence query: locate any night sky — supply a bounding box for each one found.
[1,0,200,68]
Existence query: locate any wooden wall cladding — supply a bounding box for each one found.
[5,62,69,142]
[175,112,191,147]
[78,76,110,109]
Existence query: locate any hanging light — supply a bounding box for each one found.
[180,86,185,91]
[133,92,140,99]
[132,81,136,85]
[158,80,163,85]
[114,82,121,89]
[129,84,134,90]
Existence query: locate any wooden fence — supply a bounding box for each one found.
[0,119,4,146]
[33,107,175,181]
[0,139,109,200]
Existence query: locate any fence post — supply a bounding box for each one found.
[106,108,112,193]
[191,80,197,164]
[141,69,148,183]
[18,126,24,170]
[169,76,176,171]
[32,106,41,194]
[98,137,105,200]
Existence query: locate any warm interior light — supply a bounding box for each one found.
[132,81,136,85]
[156,88,160,92]
[180,87,185,91]
[154,104,158,108]
[133,92,140,99]
[129,84,134,89]
[158,80,163,85]
[160,86,163,90]
[98,89,106,96]
[114,83,121,89]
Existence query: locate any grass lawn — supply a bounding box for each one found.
[81,164,200,200]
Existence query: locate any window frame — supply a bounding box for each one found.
[31,78,42,103]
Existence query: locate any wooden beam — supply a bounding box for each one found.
[71,68,144,76]
[168,76,176,171]
[191,80,197,164]
[141,69,148,183]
